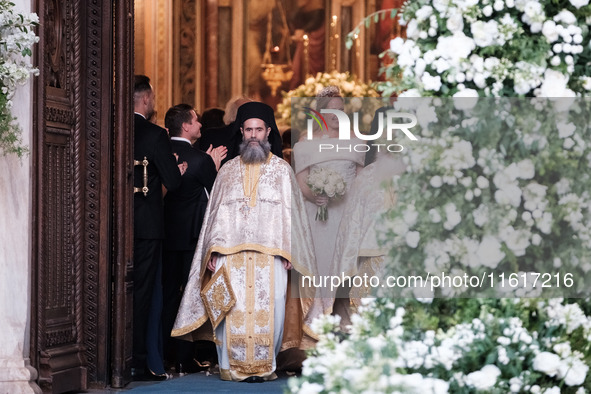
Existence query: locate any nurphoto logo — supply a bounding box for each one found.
[303,106,419,153]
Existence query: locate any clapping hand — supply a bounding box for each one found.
[206,145,228,171]
[178,161,188,175]
[173,153,188,175]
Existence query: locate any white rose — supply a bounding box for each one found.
[446,12,464,33]
[533,352,561,376]
[538,69,570,97]
[559,359,589,386]
[558,122,576,138]
[443,203,461,230]
[392,218,409,235]
[536,211,553,234]
[554,10,577,25]
[403,208,419,226]
[415,5,434,21]
[502,227,530,256]
[405,231,421,248]
[453,89,479,110]
[542,20,559,42]
[414,58,427,77]
[299,382,324,394]
[473,73,487,89]
[465,365,501,390]
[430,175,443,188]
[429,209,442,223]
[471,20,498,47]
[516,159,535,179]
[406,19,420,40]
[390,37,405,54]
[563,137,575,149]
[421,72,442,91]
[569,0,589,8]
[473,204,489,227]
[476,176,489,189]
[433,58,451,73]
[477,236,505,268]
[324,183,336,197]
[495,185,522,207]
[437,32,476,63]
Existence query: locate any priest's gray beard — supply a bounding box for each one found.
[239,138,271,164]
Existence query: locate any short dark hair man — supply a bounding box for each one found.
[133,75,181,380]
[161,104,225,373]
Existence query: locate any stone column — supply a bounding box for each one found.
[0,1,41,392]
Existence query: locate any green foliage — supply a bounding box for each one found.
[0,1,39,158]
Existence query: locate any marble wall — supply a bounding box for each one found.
[0,1,40,392]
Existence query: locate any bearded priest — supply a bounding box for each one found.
[171,102,318,382]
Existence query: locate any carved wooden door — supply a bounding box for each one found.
[31,0,134,392]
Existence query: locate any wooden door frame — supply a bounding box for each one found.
[31,0,135,390]
[111,0,135,387]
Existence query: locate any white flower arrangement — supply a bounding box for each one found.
[0,1,39,157]
[379,97,590,298]
[290,298,591,393]
[276,71,380,131]
[306,166,346,221]
[380,0,591,97]
[0,1,39,156]
[290,3,591,392]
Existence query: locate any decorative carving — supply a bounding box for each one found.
[36,0,86,391]
[71,0,86,384]
[46,328,75,348]
[46,106,75,125]
[46,0,66,89]
[84,0,102,381]
[179,0,196,105]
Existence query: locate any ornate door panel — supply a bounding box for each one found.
[32,0,134,391]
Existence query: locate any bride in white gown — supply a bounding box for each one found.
[293,86,365,321]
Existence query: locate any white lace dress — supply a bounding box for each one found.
[293,138,366,278]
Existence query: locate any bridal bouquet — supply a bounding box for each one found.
[307,167,346,221]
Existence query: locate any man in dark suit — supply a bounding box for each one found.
[133,75,182,380]
[198,96,283,166]
[161,104,226,373]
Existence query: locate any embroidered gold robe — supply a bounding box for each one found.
[171,153,318,380]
